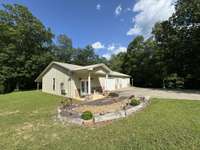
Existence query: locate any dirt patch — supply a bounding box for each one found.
[28,110,39,117]
[74,100,129,114]
[22,134,33,140]
[0,110,19,116]
[36,122,52,128]
[15,122,34,135]
[32,110,39,114]
[51,133,60,140]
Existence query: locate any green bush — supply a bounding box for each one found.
[0,82,5,94]
[81,111,93,120]
[60,98,72,108]
[130,98,140,106]
[164,73,184,89]
[108,92,119,97]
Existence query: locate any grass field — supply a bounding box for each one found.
[0,91,200,150]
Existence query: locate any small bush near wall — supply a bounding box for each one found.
[108,92,119,97]
[81,111,93,120]
[164,73,184,89]
[130,98,140,106]
[0,82,5,94]
[60,98,72,109]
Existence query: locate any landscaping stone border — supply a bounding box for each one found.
[57,96,150,126]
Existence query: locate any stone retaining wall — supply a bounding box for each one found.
[94,110,126,123]
[57,96,150,126]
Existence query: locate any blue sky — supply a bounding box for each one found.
[1,0,176,59]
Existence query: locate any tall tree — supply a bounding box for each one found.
[108,52,126,72]
[73,45,104,66]
[153,0,200,88]
[0,4,54,93]
[122,36,145,77]
[121,36,164,87]
[52,34,75,62]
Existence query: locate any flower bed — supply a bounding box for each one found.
[57,96,150,126]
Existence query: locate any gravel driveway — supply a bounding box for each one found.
[116,87,200,100]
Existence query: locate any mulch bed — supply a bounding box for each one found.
[84,96,128,106]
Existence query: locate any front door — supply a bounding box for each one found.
[80,80,88,96]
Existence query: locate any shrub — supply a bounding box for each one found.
[60,98,72,108]
[164,73,184,89]
[108,92,119,97]
[128,95,135,99]
[81,111,93,120]
[176,80,185,89]
[130,98,140,106]
[0,81,5,94]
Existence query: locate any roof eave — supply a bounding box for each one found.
[35,61,73,82]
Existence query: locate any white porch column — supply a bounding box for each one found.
[105,73,108,91]
[88,71,91,95]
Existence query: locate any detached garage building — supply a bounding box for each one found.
[35,61,130,100]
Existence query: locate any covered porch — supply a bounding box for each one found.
[73,64,110,100]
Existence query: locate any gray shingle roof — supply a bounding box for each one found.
[35,61,130,82]
[53,62,82,70]
[110,71,130,77]
[54,61,130,77]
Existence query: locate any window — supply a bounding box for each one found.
[60,82,66,95]
[53,78,55,90]
[60,82,64,90]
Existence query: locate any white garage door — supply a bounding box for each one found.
[121,78,130,88]
[107,78,116,91]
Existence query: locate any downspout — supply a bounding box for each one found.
[70,72,72,98]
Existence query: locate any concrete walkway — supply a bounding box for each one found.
[116,87,200,100]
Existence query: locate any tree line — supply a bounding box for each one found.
[0,0,199,93]
[0,4,107,93]
[109,0,200,89]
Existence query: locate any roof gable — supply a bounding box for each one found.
[53,62,82,70]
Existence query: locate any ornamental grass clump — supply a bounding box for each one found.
[81,111,93,120]
[130,98,140,106]
[60,98,72,109]
[108,92,119,97]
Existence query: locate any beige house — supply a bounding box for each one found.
[35,61,130,100]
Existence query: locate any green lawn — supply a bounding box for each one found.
[0,91,200,150]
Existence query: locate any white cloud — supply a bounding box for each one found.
[102,53,111,60]
[107,44,115,51]
[127,0,176,38]
[96,4,101,10]
[132,17,135,23]
[115,46,127,54]
[126,8,131,11]
[107,44,127,54]
[127,25,142,35]
[102,44,127,60]
[91,41,104,49]
[115,4,122,16]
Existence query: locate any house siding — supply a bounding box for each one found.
[42,64,76,98]
[40,63,130,99]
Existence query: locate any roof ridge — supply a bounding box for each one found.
[82,63,105,67]
[53,61,106,68]
[35,61,130,82]
[53,61,83,67]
